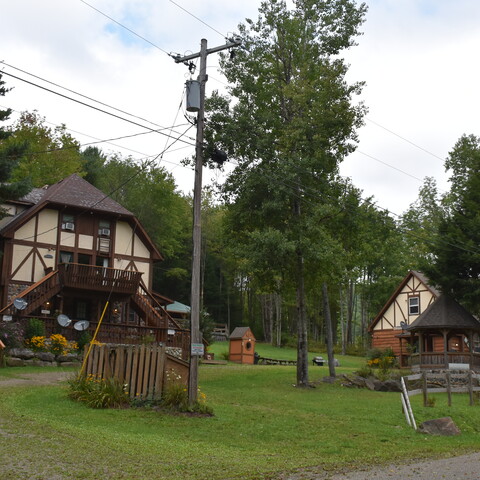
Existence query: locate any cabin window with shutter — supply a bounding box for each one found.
[408,296,420,315]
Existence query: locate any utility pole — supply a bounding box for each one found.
[174,37,240,405]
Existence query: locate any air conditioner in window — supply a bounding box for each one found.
[63,222,75,231]
[99,228,111,236]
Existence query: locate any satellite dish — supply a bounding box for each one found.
[13,298,28,311]
[57,314,71,327]
[74,320,90,331]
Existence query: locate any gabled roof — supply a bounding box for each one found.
[369,270,440,331]
[0,174,162,260]
[407,295,480,331]
[39,174,134,216]
[229,326,255,340]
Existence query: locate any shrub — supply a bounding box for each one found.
[77,331,92,351]
[26,335,47,352]
[141,334,156,345]
[49,334,69,355]
[162,381,188,410]
[25,318,45,340]
[161,369,213,415]
[0,321,24,348]
[68,374,130,409]
[220,350,230,361]
[355,364,373,378]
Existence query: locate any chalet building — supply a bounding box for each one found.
[370,270,480,370]
[0,174,189,355]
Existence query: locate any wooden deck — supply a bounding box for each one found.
[409,352,480,371]
[58,263,143,294]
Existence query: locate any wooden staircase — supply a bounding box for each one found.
[0,270,61,316]
[131,284,181,330]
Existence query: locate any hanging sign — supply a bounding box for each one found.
[191,343,204,356]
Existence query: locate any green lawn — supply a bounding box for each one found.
[0,345,479,479]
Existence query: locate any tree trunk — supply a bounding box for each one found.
[260,294,273,344]
[323,282,336,378]
[346,280,354,345]
[274,293,282,347]
[296,249,309,387]
[339,286,346,355]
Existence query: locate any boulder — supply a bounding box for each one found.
[59,361,81,368]
[35,352,55,362]
[418,417,461,436]
[383,379,402,392]
[24,359,55,367]
[8,348,34,359]
[6,357,25,367]
[57,353,81,363]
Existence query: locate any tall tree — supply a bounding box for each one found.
[207,0,367,386]
[423,134,480,314]
[0,74,30,219]
[7,111,83,186]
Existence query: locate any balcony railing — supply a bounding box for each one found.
[58,263,143,295]
[409,352,480,370]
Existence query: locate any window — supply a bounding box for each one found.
[408,296,420,315]
[60,251,73,264]
[78,254,91,265]
[76,301,88,320]
[61,214,75,231]
[98,220,111,237]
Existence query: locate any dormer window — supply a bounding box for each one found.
[61,214,75,231]
[408,296,420,316]
[98,220,111,237]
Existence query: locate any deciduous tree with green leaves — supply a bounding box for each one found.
[7,111,84,186]
[207,0,367,386]
[0,74,30,219]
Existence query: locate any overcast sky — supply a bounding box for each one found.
[1,0,479,216]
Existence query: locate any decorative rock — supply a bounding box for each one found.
[24,359,56,367]
[6,357,25,367]
[57,353,81,363]
[8,348,34,359]
[36,352,56,362]
[418,417,461,436]
[322,376,337,384]
[59,361,81,368]
[364,378,376,391]
[383,379,402,392]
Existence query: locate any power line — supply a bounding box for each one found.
[169,0,226,39]
[1,70,196,148]
[1,103,195,165]
[1,62,195,141]
[78,0,172,56]
[366,117,445,162]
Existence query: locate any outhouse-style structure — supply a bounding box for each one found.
[229,327,256,364]
[406,295,480,371]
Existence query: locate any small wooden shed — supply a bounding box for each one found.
[229,327,256,364]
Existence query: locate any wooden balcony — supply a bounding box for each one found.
[58,263,143,295]
[409,352,480,371]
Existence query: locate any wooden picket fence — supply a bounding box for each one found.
[83,343,189,400]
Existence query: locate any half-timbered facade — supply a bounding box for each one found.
[369,271,440,364]
[0,174,188,354]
